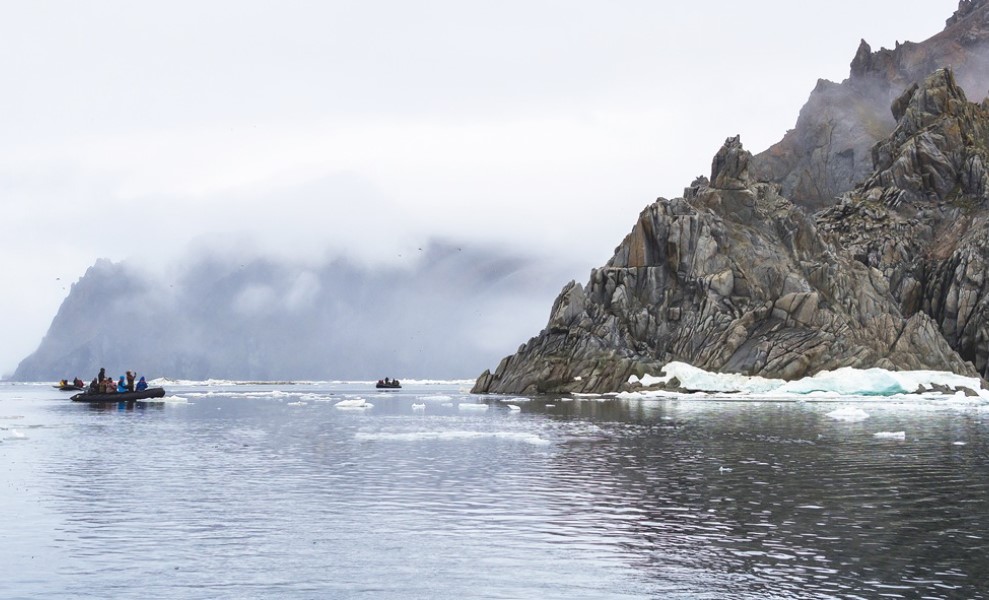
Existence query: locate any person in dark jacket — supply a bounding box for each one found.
[136,376,148,391]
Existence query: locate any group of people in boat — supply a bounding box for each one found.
[87,368,148,394]
[377,377,401,387]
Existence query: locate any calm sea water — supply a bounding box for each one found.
[2,381,989,599]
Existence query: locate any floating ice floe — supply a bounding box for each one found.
[411,403,426,410]
[506,404,521,411]
[286,401,307,407]
[417,395,453,402]
[300,393,334,402]
[826,408,870,422]
[457,403,489,411]
[156,395,189,404]
[873,431,906,440]
[626,361,989,400]
[335,398,373,410]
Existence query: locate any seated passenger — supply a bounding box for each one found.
[117,376,127,393]
[102,378,116,393]
[89,378,99,393]
[136,376,148,391]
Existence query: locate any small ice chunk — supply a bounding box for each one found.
[826,408,870,422]
[418,395,452,402]
[335,398,373,409]
[873,431,906,440]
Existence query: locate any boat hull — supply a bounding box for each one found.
[70,387,167,403]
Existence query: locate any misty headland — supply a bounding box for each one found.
[12,241,577,381]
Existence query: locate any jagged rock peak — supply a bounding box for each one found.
[947,0,989,28]
[753,1,989,211]
[865,66,989,203]
[710,135,751,190]
[884,67,969,137]
[900,67,969,123]
[850,39,873,78]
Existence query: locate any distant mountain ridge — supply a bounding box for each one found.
[473,2,989,394]
[13,243,572,381]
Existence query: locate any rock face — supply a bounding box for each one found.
[818,68,989,378]
[474,128,977,394]
[751,0,989,210]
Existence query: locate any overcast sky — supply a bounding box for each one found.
[0,0,959,377]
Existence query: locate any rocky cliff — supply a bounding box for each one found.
[473,2,989,395]
[818,67,989,378]
[474,130,976,394]
[751,0,989,210]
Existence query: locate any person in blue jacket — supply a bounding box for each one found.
[117,376,127,393]
[136,376,148,391]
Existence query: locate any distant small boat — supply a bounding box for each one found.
[70,388,166,403]
[376,380,402,389]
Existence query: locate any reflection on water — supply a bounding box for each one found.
[2,383,989,599]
